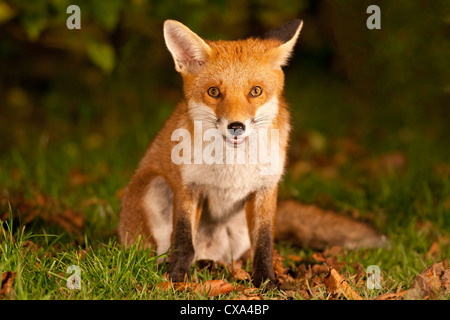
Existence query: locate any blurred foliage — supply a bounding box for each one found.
[0,0,448,160]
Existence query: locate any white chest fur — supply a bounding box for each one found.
[181,149,285,222]
[179,96,286,220]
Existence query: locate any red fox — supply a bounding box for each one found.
[118,19,303,288]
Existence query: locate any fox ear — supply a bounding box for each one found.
[265,19,303,68]
[163,20,211,74]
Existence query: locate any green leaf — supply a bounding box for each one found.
[21,14,47,41]
[86,40,115,74]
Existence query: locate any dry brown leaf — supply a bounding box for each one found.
[403,260,450,300]
[297,289,310,300]
[156,281,192,292]
[244,294,263,300]
[193,280,235,297]
[157,279,235,297]
[47,208,84,236]
[273,250,288,284]
[0,271,16,299]
[351,263,367,288]
[323,268,363,300]
[312,252,326,263]
[279,274,308,291]
[233,289,263,300]
[231,268,251,281]
[323,245,343,257]
[311,264,329,275]
[287,254,303,263]
[296,263,312,280]
[231,260,244,270]
[375,290,407,300]
[1,191,84,237]
[425,241,440,260]
[241,287,259,295]
[310,274,325,287]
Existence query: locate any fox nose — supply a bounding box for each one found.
[227,122,246,136]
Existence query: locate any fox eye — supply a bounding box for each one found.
[207,87,221,98]
[250,86,263,97]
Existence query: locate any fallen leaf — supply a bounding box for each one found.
[193,280,235,297]
[297,289,310,300]
[1,191,84,238]
[231,268,251,281]
[233,293,250,300]
[279,274,307,291]
[323,245,343,257]
[48,208,84,236]
[310,274,325,288]
[233,289,263,300]
[287,254,303,263]
[425,241,439,260]
[375,290,407,300]
[312,252,326,263]
[156,281,191,292]
[156,279,235,297]
[296,263,312,280]
[323,268,363,300]
[241,287,259,296]
[0,271,16,299]
[351,263,367,288]
[311,264,329,276]
[273,251,288,284]
[403,260,450,299]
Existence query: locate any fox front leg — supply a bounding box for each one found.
[168,191,198,282]
[246,187,278,289]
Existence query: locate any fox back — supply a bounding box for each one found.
[118,19,303,288]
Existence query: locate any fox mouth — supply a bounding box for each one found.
[224,135,246,147]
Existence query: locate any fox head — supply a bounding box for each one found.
[163,19,303,146]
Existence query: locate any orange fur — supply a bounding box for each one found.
[118,19,303,288]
